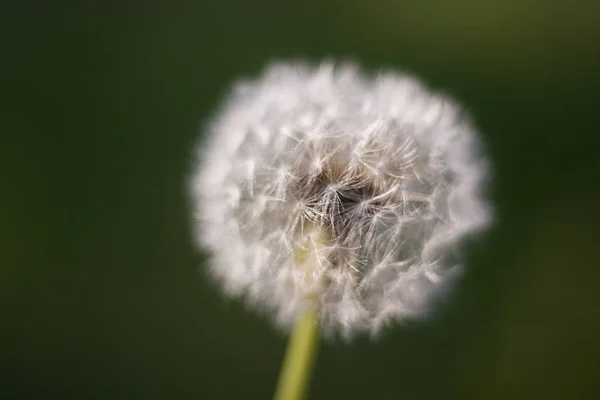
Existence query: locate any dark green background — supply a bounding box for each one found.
[2,1,600,399]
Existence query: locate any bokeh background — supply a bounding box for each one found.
[2,1,600,399]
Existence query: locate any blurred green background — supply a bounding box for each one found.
[2,1,600,399]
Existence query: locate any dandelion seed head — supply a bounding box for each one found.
[191,60,492,338]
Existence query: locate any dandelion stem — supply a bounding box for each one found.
[273,309,320,400]
[274,225,326,400]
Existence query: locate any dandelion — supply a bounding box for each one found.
[190,60,492,399]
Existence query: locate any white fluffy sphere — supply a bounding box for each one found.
[191,61,492,338]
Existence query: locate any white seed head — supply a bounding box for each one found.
[191,60,492,339]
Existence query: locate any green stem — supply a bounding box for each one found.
[273,309,320,400]
[274,224,326,400]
